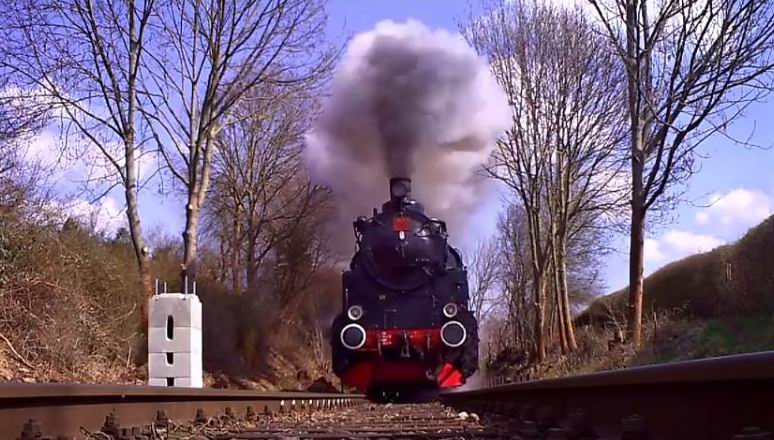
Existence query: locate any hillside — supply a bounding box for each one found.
[484,214,774,381]
[577,213,774,327]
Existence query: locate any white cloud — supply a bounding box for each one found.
[60,196,126,235]
[662,230,724,255]
[644,238,664,262]
[642,187,771,272]
[547,0,592,10]
[645,230,724,264]
[695,211,709,225]
[694,188,772,229]
[20,129,76,171]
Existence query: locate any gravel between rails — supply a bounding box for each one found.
[157,402,516,440]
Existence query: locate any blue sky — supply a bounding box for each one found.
[31,0,774,296]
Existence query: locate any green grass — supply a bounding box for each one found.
[625,315,774,370]
[699,321,738,355]
[684,315,774,359]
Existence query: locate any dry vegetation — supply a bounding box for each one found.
[0,197,145,383]
[498,213,774,380]
[0,172,340,387]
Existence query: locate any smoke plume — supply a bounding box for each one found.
[305,20,511,248]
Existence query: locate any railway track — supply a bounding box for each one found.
[0,385,363,439]
[2,351,773,440]
[442,351,774,440]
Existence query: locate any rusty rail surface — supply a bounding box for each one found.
[0,384,363,439]
[441,350,774,440]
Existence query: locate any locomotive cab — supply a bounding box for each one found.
[331,177,479,399]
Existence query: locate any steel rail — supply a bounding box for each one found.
[0,384,363,439]
[441,351,774,440]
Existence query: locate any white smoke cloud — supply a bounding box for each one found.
[305,19,511,248]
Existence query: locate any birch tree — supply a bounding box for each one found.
[589,0,774,346]
[141,0,335,286]
[1,0,157,308]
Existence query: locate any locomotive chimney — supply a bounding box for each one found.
[389,177,411,203]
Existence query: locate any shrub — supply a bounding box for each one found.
[0,212,143,382]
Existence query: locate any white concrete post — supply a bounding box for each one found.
[147,292,203,387]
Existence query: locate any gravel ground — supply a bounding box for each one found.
[140,402,518,440]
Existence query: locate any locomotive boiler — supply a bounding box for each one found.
[330,177,478,400]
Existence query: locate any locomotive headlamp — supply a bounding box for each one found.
[341,323,367,350]
[442,303,458,318]
[347,305,364,321]
[441,321,467,348]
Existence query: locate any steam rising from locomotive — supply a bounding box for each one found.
[304,19,511,243]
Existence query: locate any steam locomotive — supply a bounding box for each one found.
[330,177,478,400]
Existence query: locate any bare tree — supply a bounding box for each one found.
[589,0,774,346]
[1,0,158,312]
[140,0,335,286]
[463,0,628,360]
[0,66,50,209]
[0,69,48,155]
[202,81,330,299]
[495,203,534,354]
[466,238,500,324]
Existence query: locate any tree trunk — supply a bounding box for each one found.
[126,0,151,332]
[550,251,567,353]
[625,0,646,349]
[245,233,258,295]
[231,210,240,294]
[218,234,227,282]
[125,141,151,303]
[628,190,646,347]
[182,133,215,290]
[534,279,546,362]
[556,285,568,354]
[139,258,152,326]
[558,239,577,351]
[182,195,200,291]
[125,137,151,361]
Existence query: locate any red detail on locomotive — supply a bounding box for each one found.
[341,360,464,392]
[341,361,373,392]
[436,363,464,388]
[355,328,442,352]
[392,216,411,232]
[339,328,465,392]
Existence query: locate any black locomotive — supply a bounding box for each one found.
[330,177,478,399]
